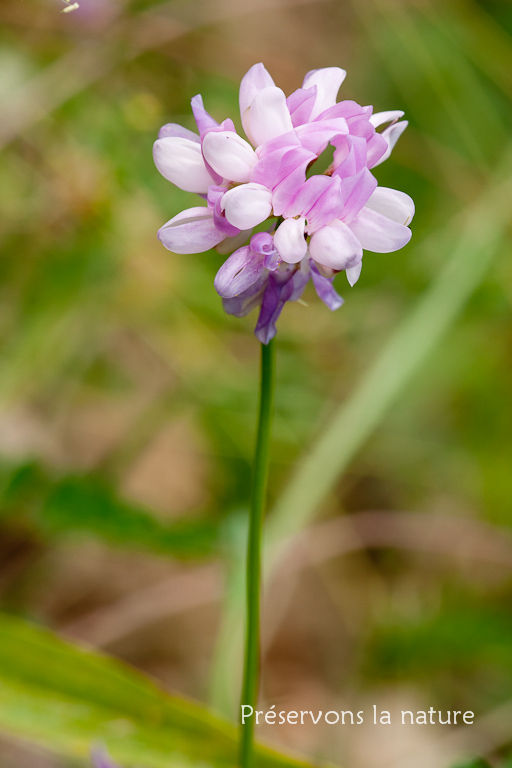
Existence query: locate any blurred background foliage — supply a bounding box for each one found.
[1,0,512,766]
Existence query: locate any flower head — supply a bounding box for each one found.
[154,64,414,342]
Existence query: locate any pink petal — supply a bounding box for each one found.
[251,144,296,189]
[271,147,316,217]
[158,207,225,254]
[318,100,369,122]
[340,167,378,223]
[366,187,415,225]
[349,207,412,253]
[366,133,388,168]
[332,135,367,178]
[286,86,317,127]
[302,67,347,119]
[202,131,257,183]
[372,120,408,167]
[273,217,307,264]
[247,87,293,147]
[250,132,301,188]
[153,137,213,193]
[221,183,273,229]
[284,174,333,220]
[309,221,363,270]
[304,175,344,233]
[295,117,349,155]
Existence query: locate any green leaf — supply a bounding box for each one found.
[0,462,217,559]
[0,612,315,768]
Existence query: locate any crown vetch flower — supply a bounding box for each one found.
[154,63,414,343]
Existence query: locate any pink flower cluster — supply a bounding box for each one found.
[154,64,414,342]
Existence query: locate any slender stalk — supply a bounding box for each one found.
[239,339,276,768]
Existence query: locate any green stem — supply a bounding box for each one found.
[239,339,276,768]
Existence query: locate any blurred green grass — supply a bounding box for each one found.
[1,0,512,767]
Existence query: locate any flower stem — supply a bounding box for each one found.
[239,339,276,768]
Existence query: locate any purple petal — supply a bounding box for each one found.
[263,249,282,271]
[254,264,310,343]
[255,275,282,344]
[214,246,265,298]
[191,94,218,134]
[348,207,412,253]
[158,207,225,254]
[250,231,275,256]
[207,185,226,209]
[249,232,281,270]
[310,261,344,310]
[158,123,200,142]
[223,271,268,317]
[285,262,311,301]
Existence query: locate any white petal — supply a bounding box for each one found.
[372,120,408,167]
[366,187,415,225]
[158,207,225,254]
[247,87,293,147]
[346,261,362,286]
[369,110,404,128]
[153,137,213,193]
[349,207,412,253]
[158,123,200,142]
[309,222,362,271]
[221,183,273,230]
[239,62,275,121]
[273,217,307,264]
[302,67,347,119]
[202,131,257,183]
